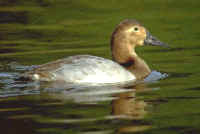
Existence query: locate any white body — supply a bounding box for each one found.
[36,55,136,84]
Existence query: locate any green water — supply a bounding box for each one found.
[0,0,200,134]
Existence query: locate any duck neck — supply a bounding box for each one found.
[127,52,151,79]
[111,37,151,79]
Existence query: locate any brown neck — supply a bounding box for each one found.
[126,54,151,79]
[111,34,151,79]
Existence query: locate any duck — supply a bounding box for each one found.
[22,19,168,84]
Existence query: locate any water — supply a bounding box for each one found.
[1,0,200,134]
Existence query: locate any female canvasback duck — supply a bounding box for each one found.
[23,19,168,84]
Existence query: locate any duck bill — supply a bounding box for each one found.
[144,31,169,47]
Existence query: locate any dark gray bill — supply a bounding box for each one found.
[144,30,169,48]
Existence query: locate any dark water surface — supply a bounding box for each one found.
[1,0,200,134]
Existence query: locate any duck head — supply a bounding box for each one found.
[111,19,168,63]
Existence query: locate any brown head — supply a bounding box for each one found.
[111,19,168,63]
[111,19,168,79]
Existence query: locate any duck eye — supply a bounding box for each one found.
[133,27,139,32]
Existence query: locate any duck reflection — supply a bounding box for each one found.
[112,84,147,120]
[41,82,152,133]
[111,84,152,133]
[0,81,152,134]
